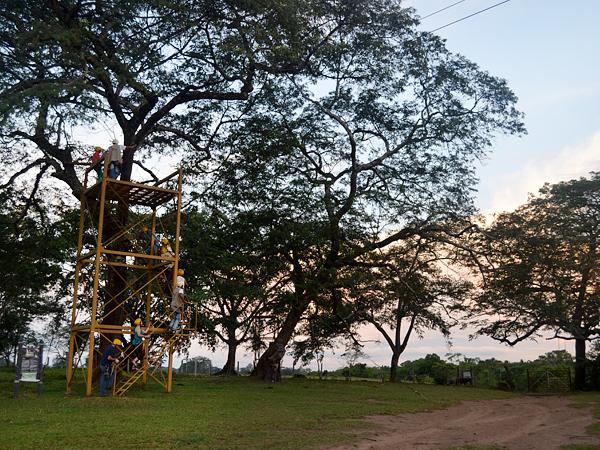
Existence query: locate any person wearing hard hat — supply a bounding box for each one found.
[130,318,149,370]
[141,225,160,256]
[106,138,123,179]
[159,237,175,280]
[99,338,122,396]
[169,268,187,332]
[159,237,174,258]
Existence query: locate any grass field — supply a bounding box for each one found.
[3,368,600,450]
[0,367,518,450]
[6,368,599,450]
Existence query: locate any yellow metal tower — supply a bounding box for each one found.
[66,157,194,396]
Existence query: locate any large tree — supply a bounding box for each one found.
[349,239,471,382]
[195,11,524,380]
[0,0,399,333]
[289,237,471,383]
[470,174,600,389]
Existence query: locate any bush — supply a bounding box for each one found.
[416,375,435,384]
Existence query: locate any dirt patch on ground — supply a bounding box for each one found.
[331,396,600,450]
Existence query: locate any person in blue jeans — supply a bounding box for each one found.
[106,139,123,179]
[99,339,122,396]
[141,226,160,256]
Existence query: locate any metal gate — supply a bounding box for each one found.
[527,367,572,393]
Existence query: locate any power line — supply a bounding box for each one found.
[421,0,468,20]
[430,0,511,33]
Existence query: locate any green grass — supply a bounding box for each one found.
[1,368,515,449]
[569,392,600,435]
[560,447,600,450]
[560,392,600,450]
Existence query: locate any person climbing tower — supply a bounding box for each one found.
[141,225,160,256]
[99,338,122,397]
[130,318,149,370]
[169,268,187,332]
[159,237,174,258]
[159,237,175,280]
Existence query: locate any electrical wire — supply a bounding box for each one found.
[430,0,511,33]
[421,0,468,20]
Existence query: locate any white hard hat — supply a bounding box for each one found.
[112,138,118,144]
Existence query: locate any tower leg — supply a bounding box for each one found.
[142,337,148,387]
[86,332,95,396]
[66,333,76,393]
[167,343,174,393]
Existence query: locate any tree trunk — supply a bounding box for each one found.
[96,156,133,360]
[574,337,587,390]
[217,341,238,376]
[389,351,400,382]
[251,295,310,381]
[120,146,135,182]
[100,209,128,335]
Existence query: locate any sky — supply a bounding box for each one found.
[409,0,600,216]
[71,1,600,370]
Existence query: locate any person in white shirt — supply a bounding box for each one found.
[169,268,187,332]
[106,138,123,179]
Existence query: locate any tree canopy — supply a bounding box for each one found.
[195,9,524,379]
[0,0,411,196]
[181,209,287,375]
[0,192,75,364]
[346,239,471,381]
[470,173,600,388]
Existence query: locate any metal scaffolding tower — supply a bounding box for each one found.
[66,157,194,396]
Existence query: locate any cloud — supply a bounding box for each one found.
[486,131,600,214]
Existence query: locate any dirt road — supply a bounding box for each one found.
[333,396,600,450]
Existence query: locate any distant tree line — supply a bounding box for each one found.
[311,350,587,392]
